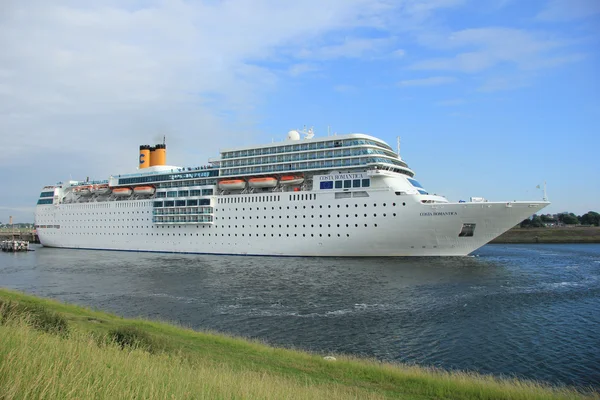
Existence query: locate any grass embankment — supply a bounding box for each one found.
[491,227,600,244]
[0,289,596,400]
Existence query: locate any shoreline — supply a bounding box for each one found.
[490,227,600,244]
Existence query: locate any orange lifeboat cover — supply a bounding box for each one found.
[249,177,276,182]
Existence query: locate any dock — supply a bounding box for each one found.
[0,230,39,244]
[1,240,30,252]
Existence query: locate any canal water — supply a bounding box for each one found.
[1,243,599,388]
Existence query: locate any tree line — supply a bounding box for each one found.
[521,211,600,228]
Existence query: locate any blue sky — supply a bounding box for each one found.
[0,0,598,223]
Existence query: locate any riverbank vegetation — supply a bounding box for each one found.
[521,212,600,228]
[0,289,596,399]
[491,226,600,244]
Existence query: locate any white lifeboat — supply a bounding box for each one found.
[248,177,277,188]
[279,175,304,186]
[218,179,246,190]
[133,186,155,196]
[76,186,92,196]
[90,184,111,195]
[112,187,132,197]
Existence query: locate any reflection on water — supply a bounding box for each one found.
[1,243,599,388]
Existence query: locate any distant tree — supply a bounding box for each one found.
[540,214,556,223]
[520,218,532,228]
[580,211,600,226]
[530,215,544,228]
[558,213,579,225]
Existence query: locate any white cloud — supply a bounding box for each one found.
[537,0,600,21]
[398,76,457,86]
[477,76,531,92]
[333,84,357,93]
[392,49,407,57]
[287,63,319,77]
[295,37,394,60]
[0,0,400,165]
[410,27,579,73]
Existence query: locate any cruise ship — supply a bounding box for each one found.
[34,129,549,256]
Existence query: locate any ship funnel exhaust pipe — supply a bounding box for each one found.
[150,143,166,166]
[139,145,151,169]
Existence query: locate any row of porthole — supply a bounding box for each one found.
[215,202,406,212]
[51,231,356,237]
[60,212,151,216]
[220,213,396,220]
[48,232,356,238]
[47,211,399,227]
[53,223,380,231]
[222,224,379,229]
[55,219,151,223]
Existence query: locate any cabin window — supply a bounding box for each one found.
[352,179,361,188]
[320,181,334,190]
[343,180,352,188]
[362,179,370,187]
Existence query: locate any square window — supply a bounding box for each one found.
[320,181,334,190]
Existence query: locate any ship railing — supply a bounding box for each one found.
[152,209,213,216]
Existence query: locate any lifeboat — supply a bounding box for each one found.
[90,184,111,195]
[248,177,277,188]
[279,175,304,186]
[112,187,132,197]
[75,186,92,196]
[218,179,246,190]
[133,186,155,196]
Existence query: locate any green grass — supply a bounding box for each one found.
[0,288,597,400]
[491,226,600,244]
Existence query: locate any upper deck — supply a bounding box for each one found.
[211,133,413,178]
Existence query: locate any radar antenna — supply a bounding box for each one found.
[301,126,315,140]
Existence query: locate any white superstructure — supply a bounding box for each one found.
[34,130,549,256]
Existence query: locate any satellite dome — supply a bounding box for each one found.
[287,130,300,141]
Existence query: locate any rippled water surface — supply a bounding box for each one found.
[1,243,599,388]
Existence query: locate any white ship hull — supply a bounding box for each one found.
[35,191,548,256]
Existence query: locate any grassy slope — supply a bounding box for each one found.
[0,288,596,400]
[491,227,600,244]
